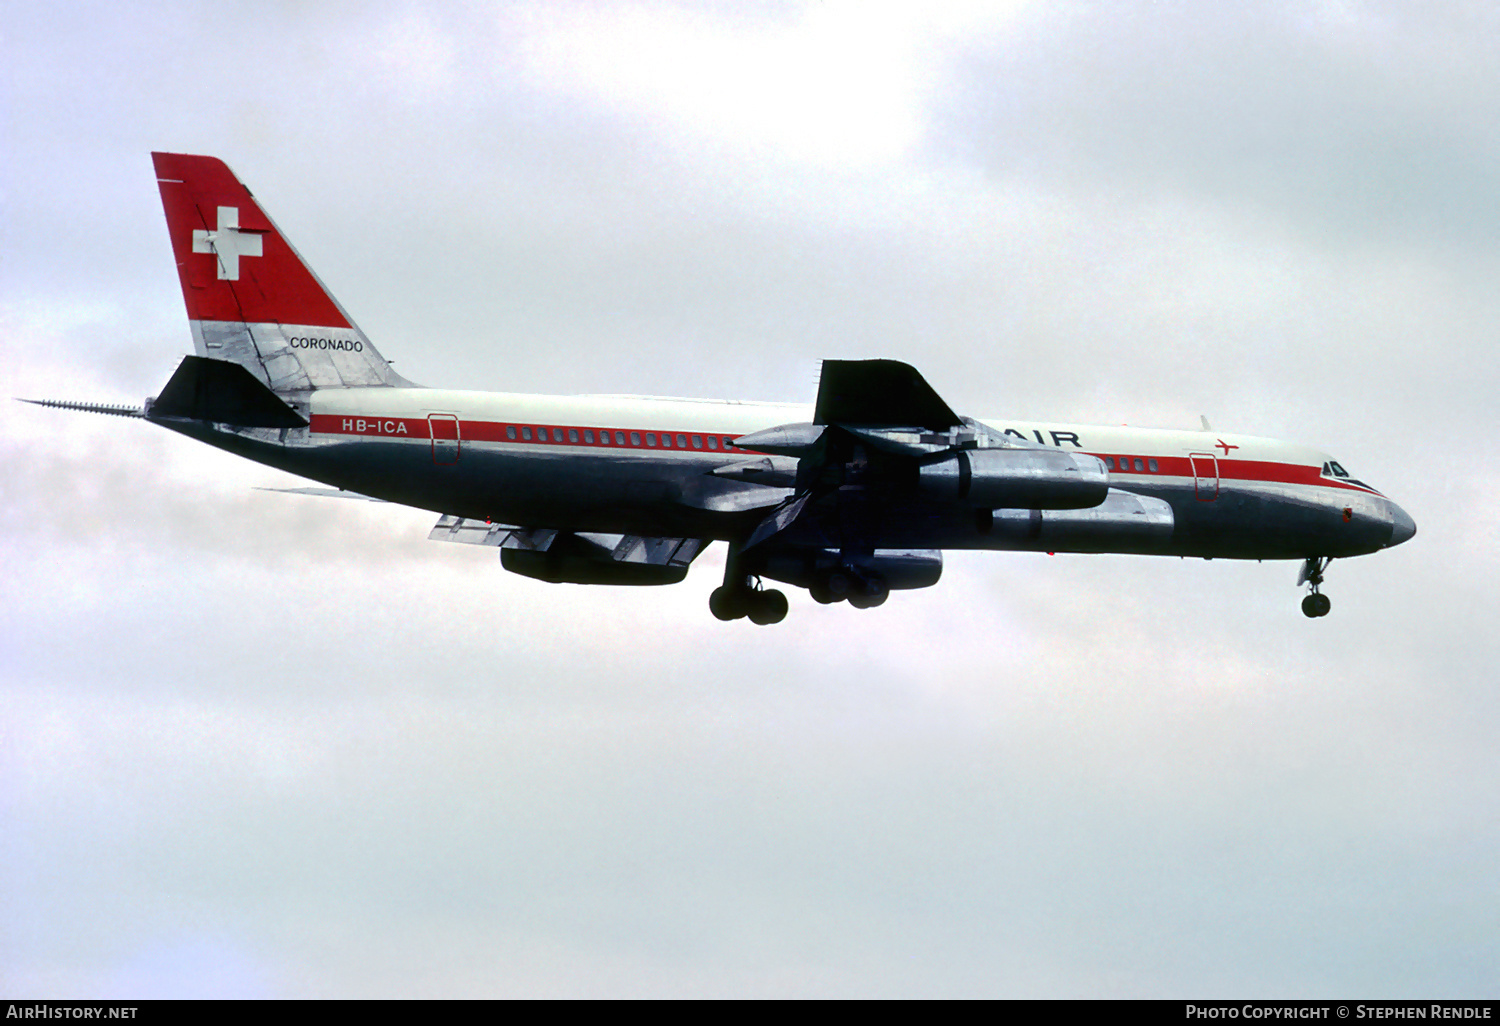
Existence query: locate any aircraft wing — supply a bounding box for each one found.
[427,515,518,546]
[813,358,964,429]
[257,486,713,586]
[733,358,1109,555]
[734,359,969,553]
[256,486,389,502]
[429,516,706,586]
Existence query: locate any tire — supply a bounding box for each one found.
[1302,593,1331,618]
[710,586,746,621]
[748,589,789,625]
[824,570,855,599]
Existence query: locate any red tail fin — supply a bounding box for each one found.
[152,152,406,392]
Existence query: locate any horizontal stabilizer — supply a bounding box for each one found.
[814,359,962,430]
[149,356,309,428]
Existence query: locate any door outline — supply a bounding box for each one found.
[429,414,460,465]
[1188,452,1219,501]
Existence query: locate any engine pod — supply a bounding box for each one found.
[989,490,1175,552]
[919,447,1109,510]
[759,548,943,592]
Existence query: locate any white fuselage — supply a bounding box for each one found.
[161,385,1410,563]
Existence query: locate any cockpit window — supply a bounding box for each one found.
[1320,459,1379,494]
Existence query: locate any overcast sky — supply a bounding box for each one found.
[3,0,1497,998]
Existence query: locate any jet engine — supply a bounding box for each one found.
[987,489,1175,552]
[918,447,1109,510]
[498,530,702,585]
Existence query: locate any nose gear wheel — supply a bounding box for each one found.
[1298,557,1333,618]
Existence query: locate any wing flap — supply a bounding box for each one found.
[428,515,517,546]
[429,516,707,585]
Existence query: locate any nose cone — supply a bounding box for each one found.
[1387,502,1417,547]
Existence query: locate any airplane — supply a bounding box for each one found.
[24,152,1416,624]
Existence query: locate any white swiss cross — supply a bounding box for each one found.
[192,206,263,281]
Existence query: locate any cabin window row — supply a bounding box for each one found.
[503,425,737,451]
[1106,456,1159,473]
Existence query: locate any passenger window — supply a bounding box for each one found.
[1148,458,1158,473]
[677,434,687,448]
[630,432,641,446]
[506,425,517,441]
[1133,458,1144,472]
[692,435,703,449]
[706,436,718,450]
[552,428,564,443]
[616,432,626,445]
[583,430,594,444]
[646,433,657,446]
[568,429,579,444]
[1105,457,1115,470]
[521,426,532,441]
[661,434,672,448]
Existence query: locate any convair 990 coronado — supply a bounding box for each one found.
[26,153,1415,623]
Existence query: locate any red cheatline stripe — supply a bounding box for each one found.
[305,415,1380,493]
[1092,453,1381,493]
[307,415,749,453]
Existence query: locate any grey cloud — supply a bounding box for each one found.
[935,1,1500,252]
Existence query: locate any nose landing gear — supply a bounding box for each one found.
[1298,557,1333,618]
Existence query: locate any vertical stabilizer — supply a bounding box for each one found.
[152,152,410,393]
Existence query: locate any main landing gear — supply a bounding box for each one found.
[710,582,789,625]
[708,545,895,623]
[808,567,889,609]
[1299,556,1332,618]
[711,545,788,625]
